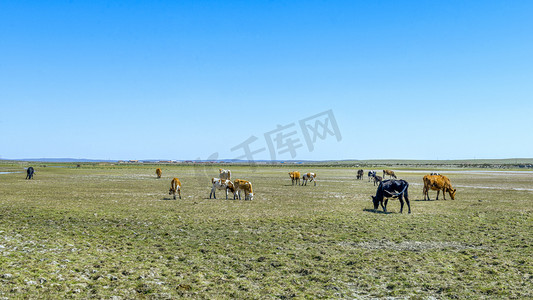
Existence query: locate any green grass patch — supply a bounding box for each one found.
[0,164,532,298]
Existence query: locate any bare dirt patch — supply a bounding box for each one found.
[340,240,485,252]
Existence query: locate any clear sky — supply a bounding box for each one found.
[1,1,532,161]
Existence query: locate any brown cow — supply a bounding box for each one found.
[423,174,456,200]
[169,178,182,199]
[234,179,254,200]
[156,168,162,178]
[383,170,397,179]
[373,175,383,186]
[289,171,301,186]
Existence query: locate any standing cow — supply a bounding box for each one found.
[368,171,376,182]
[210,178,236,200]
[168,178,182,200]
[423,174,456,200]
[26,167,35,180]
[219,169,231,180]
[371,179,411,214]
[302,172,317,186]
[373,174,382,186]
[383,170,397,179]
[356,169,364,180]
[234,179,254,200]
[155,168,162,178]
[289,171,301,186]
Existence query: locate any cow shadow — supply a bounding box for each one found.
[363,208,393,214]
[413,199,434,202]
[161,197,177,201]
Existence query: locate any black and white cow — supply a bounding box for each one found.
[371,179,411,213]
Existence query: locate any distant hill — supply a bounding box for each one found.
[2,158,532,168]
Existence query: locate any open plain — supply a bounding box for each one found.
[0,162,532,298]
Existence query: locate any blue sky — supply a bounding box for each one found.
[1,1,532,161]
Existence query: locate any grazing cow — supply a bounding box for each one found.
[156,168,162,178]
[383,169,397,179]
[210,177,236,200]
[26,167,35,180]
[289,171,301,186]
[219,169,231,180]
[168,178,182,200]
[371,179,411,213]
[356,169,364,180]
[368,171,376,182]
[423,174,456,200]
[234,179,254,200]
[302,172,317,186]
[373,175,382,186]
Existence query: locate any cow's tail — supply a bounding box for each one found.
[396,182,409,197]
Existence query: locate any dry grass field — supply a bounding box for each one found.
[0,162,532,298]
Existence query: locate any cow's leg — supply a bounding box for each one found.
[314,179,317,186]
[399,197,404,213]
[382,199,388,212]
[178,189,181,199]
[442,188,447,200]
[404,192,411,213]
[436,190,440,200]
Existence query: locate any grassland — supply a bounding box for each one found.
[0,162,532,299]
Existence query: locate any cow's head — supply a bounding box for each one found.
[392,174,397,179]
[449,188,457,200]
[371,196,380,210]
[247,193,254,201]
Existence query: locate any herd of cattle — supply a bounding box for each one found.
[162,168,255,201]
[358,169,457,214]
[159,167,456,214]
[23,166,456,213]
